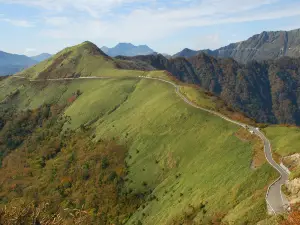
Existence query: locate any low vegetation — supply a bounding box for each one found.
[0,42,280,224]
[263,126,300,157]
[235,128,265,168]
[0,102,143,224]
[179,85,256,125]
[0,74,278,224]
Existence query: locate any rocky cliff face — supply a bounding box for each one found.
[173,29,300,64]
[216,29,300,64]
[118,53,300,125]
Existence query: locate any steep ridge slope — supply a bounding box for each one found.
[18,41,115,79]
[173,28,300,64]
[216,29,300,64]
[118,53,300,125]
[0,42,277,224]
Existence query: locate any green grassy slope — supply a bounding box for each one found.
[13,41,178,82]
[263,126,300,156]
[16,42,116,79]
[0,75,277,224]
[263,126,300,180]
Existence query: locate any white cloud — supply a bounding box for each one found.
[44,17,71,26]
[37,0,300,44]
[0,18,34,27]
[25,48,36,52]
[24,48,37,55]
[2,0,300,53]
[1,0,146,17]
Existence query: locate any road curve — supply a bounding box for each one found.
[12,75,289,214]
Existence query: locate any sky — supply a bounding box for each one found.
[0,0,300,56]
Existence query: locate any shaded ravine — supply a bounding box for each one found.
[13,74,289,214]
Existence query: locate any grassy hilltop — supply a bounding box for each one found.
[0,42,278,224]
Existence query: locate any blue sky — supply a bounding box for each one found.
[0,0,300,56]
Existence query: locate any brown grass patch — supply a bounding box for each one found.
[273,152,282,164]
[235,128,265,168]
[166,152,178,169]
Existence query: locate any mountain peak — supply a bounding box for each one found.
[17,41,114,79]
[79,41,100,50]
[101,43,155,57]
[81,40,96,46]
[116,43,135,47]
[173,48,199,58]
[183,48,193,51]
[73,41,108,57]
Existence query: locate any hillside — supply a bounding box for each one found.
[173,28,300,64]
[18,41,117,79]
[0,41,278,224]
[0,50,37,75]
[119,53,300,125]
[101,43,155,57]
[262,125,300,210]
[217,29,300,64]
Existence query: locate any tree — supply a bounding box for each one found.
[281,211,300,225]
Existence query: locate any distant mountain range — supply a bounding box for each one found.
[101,43,155,57]
[31,53,52,62]
[174,28,300,64]
[2,28,300,76]
[0,51,52,76]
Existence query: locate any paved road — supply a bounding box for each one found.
[13,74,289,214]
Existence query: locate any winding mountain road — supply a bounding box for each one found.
[13,74,290,214]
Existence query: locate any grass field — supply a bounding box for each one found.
[263,125,300,179]
[263,126,300,156]
[0,74,278,224]
[179,86,217,110]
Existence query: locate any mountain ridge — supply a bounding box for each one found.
[173,28,300,63]
[101,42,155,57]
[18,41,114,79]
[0,50,37,75]
[13,40,300,125]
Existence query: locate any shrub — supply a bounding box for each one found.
[108,171,117,182]
[101,157,109,169]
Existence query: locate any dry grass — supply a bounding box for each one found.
[0,200,93,225]
[235,128,265,168]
